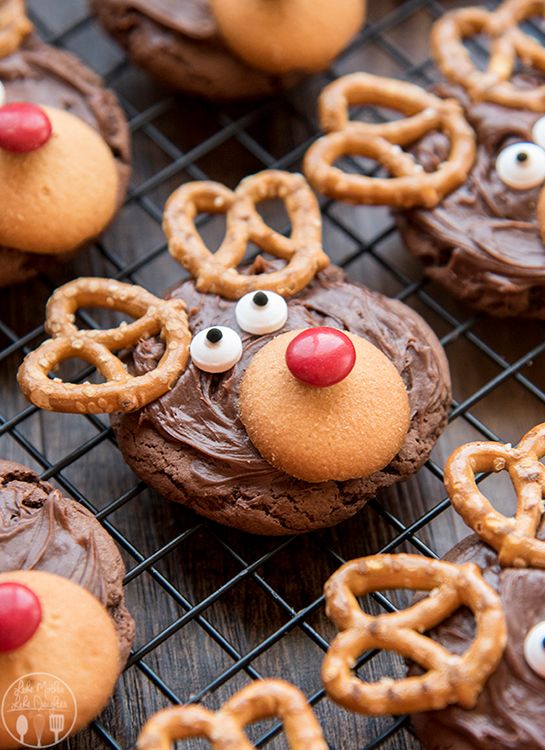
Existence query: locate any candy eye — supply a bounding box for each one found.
[495,142,545,189]
[532,116,545,150]
[0,82,5,107]
[523,620,545,678]
[235,290,288,335]
[190,326,243,373]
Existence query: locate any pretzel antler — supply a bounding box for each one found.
[17,278,191,414]
[164,170,330,300]
[322,554,506,715]
[432,0,545,111]
[137,680,328,750]
[446,422,545,568]
[303,72,476,208]
[0,0,32,58]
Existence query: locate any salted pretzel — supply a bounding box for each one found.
[432,0,545,111]
[163,170,330,300]
[136,679,328,750]
[446,421,545,569]
[17,277,191,414]
[322,553,506,716]
[0,0,32,58]
[302,72,476,208]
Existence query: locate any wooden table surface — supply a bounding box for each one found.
[1,1,544,748]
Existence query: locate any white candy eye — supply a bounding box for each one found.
[532,116,545,150]
[495,142,545,189]
[523,620,545,678]
[235,290,288,335]
[0,83,5,107]
[190,326,242,373]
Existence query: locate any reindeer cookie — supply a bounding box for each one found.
[322,421,545,750]
[0,0,130,287]
[0,459,135,747]
[304,0,545,319]
[91,0,365,101]
[18,170,450,535]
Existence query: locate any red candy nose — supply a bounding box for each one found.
[0,582,42,652]
[0,102,52,153]
[285,327,356,387]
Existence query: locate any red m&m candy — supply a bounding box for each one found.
[0,102,52,153]
[0,582,42,652]
[285,327,356,387]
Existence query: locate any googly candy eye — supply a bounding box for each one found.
[0,82,5,108]
[495,142,545,189]
[523,620,545,678]
[532,116,545,150]
[190,326,243,373]
[235,290,289,335]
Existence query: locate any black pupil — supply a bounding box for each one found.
[253,291,268,307]
[542,636,545,650]
[206,328,223,344]
[516,151,529,163]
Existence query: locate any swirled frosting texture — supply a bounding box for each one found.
[112,264,451,534]
[413,528,545,750]
[0,460,134,663]
[399,78,545,318]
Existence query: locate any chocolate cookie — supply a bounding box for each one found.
[412,530,545,750]
[0,459,135,664]
[0,36,130,287]
[398,78,545,319]
[111,264,451,535]
[90,0,300,100]
[17,170,450,535]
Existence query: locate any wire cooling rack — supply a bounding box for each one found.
[2,0,545,748]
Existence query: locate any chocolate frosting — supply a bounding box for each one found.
[120,0,216,39]
[0,461,135,663]
[413,529,545,750]
[131,263,449,499]
[399,77,545,316]
[0,461,107,603]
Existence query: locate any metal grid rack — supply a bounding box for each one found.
[1,1,545,748]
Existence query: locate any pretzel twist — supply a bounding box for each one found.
[136,680,328,750]
[0,0,32,58]
[322,554,506,716]
[17,278,191,414]
[432,0,545,111]
[163,170,330,300]
[446,422,545,568]
[303,72,476,208]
